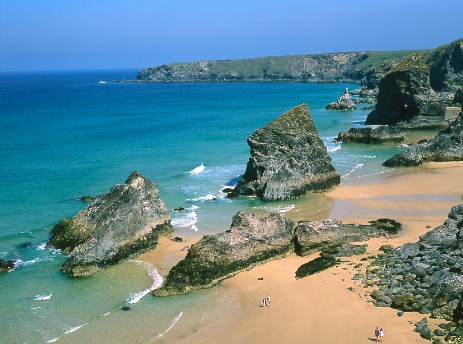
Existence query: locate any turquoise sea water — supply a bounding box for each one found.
[0,70,405,343]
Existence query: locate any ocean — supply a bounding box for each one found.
[0,70,407,343]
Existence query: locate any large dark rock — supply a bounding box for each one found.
[383,111,463,167]
[325,88,355,110]
[49,171,173,277]
[428,38,463,92]
[154,213,397,296]
[294,219,383,256]
[336,126,405,144]
[154,211,295,296]
[366,54,447,129]
[235,104,340,201]
[368,204,463,323]
[0,259,16,273]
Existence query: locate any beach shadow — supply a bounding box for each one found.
[367,338,378,342]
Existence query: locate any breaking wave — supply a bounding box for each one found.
[32,293,52,301]
[188,164,205,175]
[171,206,198,228]
[126,261,163,304]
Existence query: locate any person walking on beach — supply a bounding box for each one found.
[374,327,380,342]
[379,328,384,342]
[261,297,267,307]
[385,233,389,242]
[266,295,271,307]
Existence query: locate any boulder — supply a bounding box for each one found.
[154,211,294,296]
[383,111,463,167]
[366,54,447,129]
[49,170,173,277]
[336,126,404,144]
[325,88,355,110]
[294,219,383,256]
[453,88,463,105]
[235,104,340,201]
[428,38,463,92]
[0,259,16,273]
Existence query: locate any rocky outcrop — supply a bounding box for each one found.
[454,89,463,105]
[383,111,463,167]
[0,259,16,273]
[49,171,173,277]
[154,212,399,296]
[367,204,463,324]
[325,88,355,110]
[366,54,447,129]
[294,219,395,256]
[235,104,340,201]
[154,211,295,296]
[336,126,405,144]
[428,38,463,92]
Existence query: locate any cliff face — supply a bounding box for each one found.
[235,104,340,201]
[49,171,173,277]
[428,38,463,91]
[365,54,447,129]
[136,53,369,82]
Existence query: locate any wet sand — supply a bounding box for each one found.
[174,162,463,344]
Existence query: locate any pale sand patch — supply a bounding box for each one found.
[146,162,463,343]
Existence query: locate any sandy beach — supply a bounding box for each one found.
[155,162,463,344]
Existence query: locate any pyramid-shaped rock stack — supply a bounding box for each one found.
[235,104,340,201]
[49,171,173,277]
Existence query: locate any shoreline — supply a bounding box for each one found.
[153,161,463,343]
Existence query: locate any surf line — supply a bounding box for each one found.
[148,311,184,342]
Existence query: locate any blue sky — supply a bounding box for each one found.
[1,0,462,71]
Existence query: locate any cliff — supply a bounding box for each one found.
[136,50,424,84]
[49,171,173,277]
[235,104,340,201]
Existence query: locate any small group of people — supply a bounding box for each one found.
[261,295,271,307]
[374,327,385,342]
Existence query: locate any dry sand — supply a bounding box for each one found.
[153,162,463,343]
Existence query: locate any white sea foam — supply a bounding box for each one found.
[191,224,199,232]
[327,145,341,153]
[37,242,47,251]
[171,209,197,228]
[188,164,205,175]
[343,163,364,178]
[149,312,184,342]
[101,311,111,317]
[399,143,409,148]
[98,81,107,84]
[187,194,216,202]
[126,261,163,304]
[33,293,52,301]
[64,323,87,334]
[47,337,59,343]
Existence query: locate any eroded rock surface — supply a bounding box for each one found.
[326,88,355,110]
[154,211,294,296]
[336,126,404,144]
[366,54,447,129]
[383,111,463,167]
[235,104,340,201]
[49,171,172,276]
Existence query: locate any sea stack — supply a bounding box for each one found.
[365,54,446,129]
[49,171,173,277]
[235,104,340,201]
[325,88,355,110]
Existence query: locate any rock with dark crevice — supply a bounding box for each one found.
[0,259,17,273]
[235,104,340,201]
[49,170,173,277]
[366,54,447,130]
